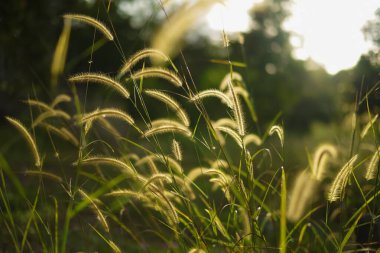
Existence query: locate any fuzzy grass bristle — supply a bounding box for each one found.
[227,81,245,136]
[69,73,130,99]
[144,89,190,126]
[119,49,171,75]
[131,67,183,87]
[63,13,113,40]
[6,116,41,167]
[328,154,358,202]
[190,89,233,108]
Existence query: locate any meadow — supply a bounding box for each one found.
[1,1,380,252]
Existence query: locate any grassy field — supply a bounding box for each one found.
[1,4,380,253]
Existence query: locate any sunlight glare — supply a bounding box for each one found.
[206,0,380,74]
[206,0,262,33]
[284,0,379,74]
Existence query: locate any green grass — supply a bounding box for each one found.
[1,7,380,253]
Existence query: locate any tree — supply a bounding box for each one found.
[228,0,336,131]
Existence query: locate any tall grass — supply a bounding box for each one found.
[1,6,380,253]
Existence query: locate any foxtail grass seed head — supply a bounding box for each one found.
[227,80,245,136]
[131,67,182,87]
[75,156,136,176]
[287,171,319,222]
[186,167,209,182]
[119,48,171,75]
[229,86,249,99]
[149,188,179,224]
[172,139,183,161]
[215,126,243,148]
[327,154,358,202]
[32,110,71,127]
[40,123,79,146]
[210,159,229,170]
[50,94,71,108]
[150,118,185,128]
[243,134,262,147]
[269,125,284,147]
[51,18,71,89]
[204,169,231,185]
[24,170,63,183]
[219,72,243,90]
[151,0,219,63]
[63,14,113,40]
[78,188,109,232]
[80,108,134,123]
[212,118,238,129]
[312,144,338,181]
[24,99,53,112]
[137,154,184,174]
[360,114,378,139]
[144,89,190,126]
[69,73,130,99]
[97,117,122,137]
[190,89,233,108]
[365,147,380,180]
[6,117,41,167]
[141,173,173,191]
[80,108,141,133]
[143,125,192,138]
[106,189,151,202]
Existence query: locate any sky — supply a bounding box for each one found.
[206,0,380,74]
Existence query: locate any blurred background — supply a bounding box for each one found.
[1,0,380,164]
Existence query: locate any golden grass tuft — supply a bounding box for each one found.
[6,116,41,167]
[119,48,171,75]
[79,108,141,133]
[144,89,190,126]
[227,81,245,136]
[212,118,238,129]
[151,0,220,64]
[327,154,358,202]
[32,110,71,127]
[311,144,337,181]
[287,170,319,222]
[215,126,243,148]
[190,89,233,108]
[365,147,380,180]
[75,156,136,176]
[78,188,109,232]
[360,114,378,139]
[219,72,243,90]
[131,67,182,87]
[269,125,284,147]
[140,173,173,191]
[142,125,192,138]
[63,14,113,40]
[243,134,262,147]
[24,99,53,112]
[50,94,71,108]
[136,154,184,175]
[69,73,130,99]
[24,170,63,183]
[172,139,183,161]
[51,18,71,89]
[40,123,79,146]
